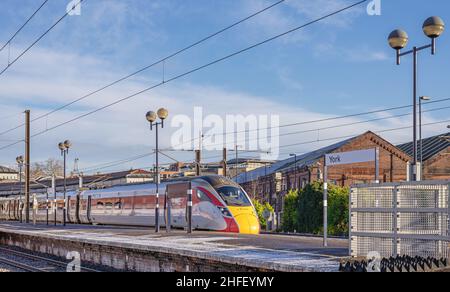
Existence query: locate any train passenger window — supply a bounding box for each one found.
[114,202,122,210]
[97,202,104,209]
[105,202,113,209]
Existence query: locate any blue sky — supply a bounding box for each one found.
[0,0,449,172]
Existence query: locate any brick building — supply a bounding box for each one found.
[397,132,450,181]
[236,131,412,210]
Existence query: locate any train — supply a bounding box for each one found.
[0,175,260,235]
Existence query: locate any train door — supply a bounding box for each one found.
[67,195,72,223]
[166,182,190,228]
[87,195,92,224]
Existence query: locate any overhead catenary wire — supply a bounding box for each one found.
[79,152,155,173]
[74,118,450,173]
[278,118,450,150]
[175,97,450,148]
[202,105,450,149]
[2,0,369,144]
[0,0,84,77]
[0,0,50,52]
[0,0,287,135]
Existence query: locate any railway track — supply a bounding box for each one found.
[0,255,45,272]
[0,246,100,272]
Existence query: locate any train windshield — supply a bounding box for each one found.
[216,186,251,207]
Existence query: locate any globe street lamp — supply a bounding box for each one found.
[16,155,24,223]
[388,16,445,181]
[146,108,169,233]
[58,140,71,226]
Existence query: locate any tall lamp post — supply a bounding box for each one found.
[58,140,71,227]
[16,156,24,223]
[146,108,169,233]
[419,96,431,176]
[289,154,297,190]
[388,16,445,181]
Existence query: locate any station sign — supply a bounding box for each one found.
[325,149,376,166]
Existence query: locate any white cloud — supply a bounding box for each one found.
[1,46,443,173]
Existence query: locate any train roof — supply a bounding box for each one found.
[81,175,239,195]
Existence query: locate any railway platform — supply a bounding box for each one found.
[0,222,348,272]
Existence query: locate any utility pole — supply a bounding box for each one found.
[195,150,201,176]
[24,110,30,224]
[235,145,239,179]
[222,148,227,177]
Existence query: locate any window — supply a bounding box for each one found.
[196,189,212,202]
[216,186,251,207]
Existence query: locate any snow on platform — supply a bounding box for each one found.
[0,222,348,272]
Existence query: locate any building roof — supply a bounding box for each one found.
[397,132,450,161]
[235,135,356,184]
[227,158,276,165]
[0,170,140,194]
[0,166,17,174]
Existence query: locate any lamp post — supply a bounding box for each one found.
[58,140,71,227]
[16,156,24,223]
[146,108,169,233]
[419,96,431,178]
[289,154,297,190]
[388,16,445,181]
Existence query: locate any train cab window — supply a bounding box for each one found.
[216,186,251,207]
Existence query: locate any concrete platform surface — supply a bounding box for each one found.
[0,222,348,272]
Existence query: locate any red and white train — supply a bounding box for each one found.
[0,175,260,235]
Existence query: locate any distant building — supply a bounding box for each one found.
[0,166,18,181]
[227,158,276,178]
[397,132,450,181]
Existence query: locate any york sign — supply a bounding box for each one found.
[325,149,377,166]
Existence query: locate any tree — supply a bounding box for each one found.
[281,190,299,232]
[31,158,63,179]
[328,184,350,236]
[297,182,323,234]
[252,199,274,230]
[284,181,349,236]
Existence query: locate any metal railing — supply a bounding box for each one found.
[350,181,450,259]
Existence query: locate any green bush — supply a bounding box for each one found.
[281,190,299,232]
[328,184,349,236]
[280,182,349,236]
[297,182,323,234]
[252,199,274,230]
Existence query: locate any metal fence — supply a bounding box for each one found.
[350,181,450,259]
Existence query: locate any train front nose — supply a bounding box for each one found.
[228,207,260,235]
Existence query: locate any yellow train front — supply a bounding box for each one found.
[191,176,260,235]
